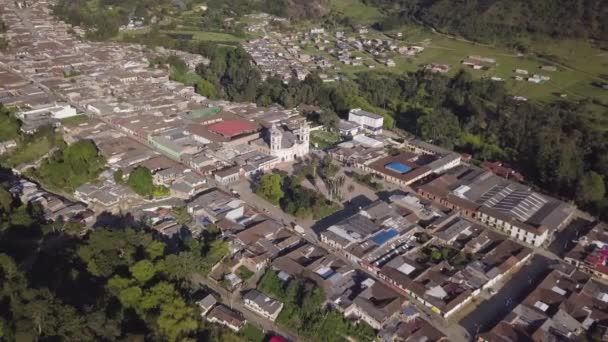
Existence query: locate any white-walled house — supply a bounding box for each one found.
[17,102,78,120]
[348,108,383,135]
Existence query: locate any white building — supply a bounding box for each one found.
[243,290,283,321]
[266,120,310,162]
[348,108,383,135]
[16,102,78,120]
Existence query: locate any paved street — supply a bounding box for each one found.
[459,254,556,336]
[217,178,470,341]
[191,273,299,341]
[211,167,581,342]
[548,217,594,257]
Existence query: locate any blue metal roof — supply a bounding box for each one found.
[371,229,398,245]
[385,162,412,174]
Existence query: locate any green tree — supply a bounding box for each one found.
[195,79,219,99]
[417,108,461,149]
[78,229,150,277]
[0,187,12,214]
[0,104,19,141]
[141,281,176,310]
[157,298,198,342]
[35,139,106,191]
[255,173,284,205]
[130,260,156,284]
[119,286,143,309]
[172,206,193,225]
[127,166,155,196]
[146,240,165,260]
[285,279,302,306]
[85,310,121,340]
[113,169,123,183]
[431,249,443,262]
[321,155,340,178]
[577,171,606,204]
[107,275,132,295]
[258,270,285,299]
[162,253,202,282]
[320,111,340,131]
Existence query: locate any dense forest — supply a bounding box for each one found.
[0,180,237,341]
[366,0,608,43]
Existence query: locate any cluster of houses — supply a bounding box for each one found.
[480,263,608,341]
[243,37,313,81]
[3,2,608,341]
[196,294,246,332]
[153,46,210,71]
[185,186,450,340]
[514,68,553,84]
[243,12,288,33]
[9,178,93,225]
[0,0,314,215]
[0,67,75,135]
[243,24,425,78]
[320,195,533,320]
[320,32,421,69]
[314,139,608,341]
[329,133,574,248]
[565,223,608,280]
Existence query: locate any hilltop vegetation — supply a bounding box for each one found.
[32,139,106,192]
[0,106,19,142]
[0,193,232,341]
[126,166,170,198]
[366,0,608,44]
[53,0,174,39]
[54,0,329,40]
[53,0,608,45]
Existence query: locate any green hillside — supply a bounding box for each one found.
[366,0,608,43]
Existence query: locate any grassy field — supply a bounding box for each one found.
[60,114,90,126]
[309,23,607,105]
[118,26,245,44]
[236,265,254,281]
[311,130,342,149]
[4,136,56,167]
[0,112,20,142]
[389,26,608,103]
[163,30,244,42]
[329,0,382,23]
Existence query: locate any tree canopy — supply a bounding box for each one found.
[0,105,19,142]
[127,166,155,196]
[255,173,284,205]
[257,270,376,342]
[34,139,106,191]
[367,0,608,44]
[126,166,168,198]
[0,184,233,341]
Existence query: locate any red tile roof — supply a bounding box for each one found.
[207,119,258,138]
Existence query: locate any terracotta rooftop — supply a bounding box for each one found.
[207,119,258,138]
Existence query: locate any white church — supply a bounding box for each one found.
[252,117,310,162]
